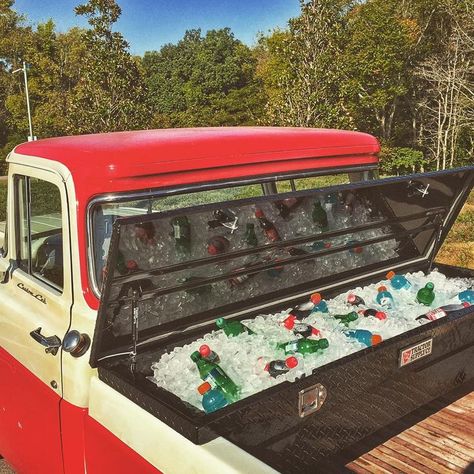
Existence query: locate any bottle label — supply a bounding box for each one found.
[284,341,299,353]
[424,309,447,321]
[205,367,225,388]
[173,223,181,239]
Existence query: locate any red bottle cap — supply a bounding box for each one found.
[197,382,212,395]
[207,244,218,255]
[462,302,470,308]
[283,315,296,329]
[353,246,363,254]
[324,242,332,248]
[375,311,387,321]
[286,356,298,369]
[347,294,357,304]
[199,345,211,358]
[378,286,387,293]
[311,327,321,336]
[310,292,322,304]
[126,260,138,270]
[255,208,264,218]
[386,271,395,280]
[371,335,383,346]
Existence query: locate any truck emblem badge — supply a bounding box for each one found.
[399,338,432,367]
[17,282,47,305]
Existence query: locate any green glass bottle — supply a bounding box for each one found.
[170,216,191,256]
[244,223,258,247]
[333,311,359,326]
[416,282,435,305]
[216,318,255,337]
[277,338,329,355]
[190,351,239,402]
[312,201,328,231]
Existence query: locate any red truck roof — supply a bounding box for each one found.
[14,127,379,196]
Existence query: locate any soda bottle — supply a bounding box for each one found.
[198,382,229,413]
[283,315,321,338]
[199,344,220,364]
[207,209,234,229]
[216,317,255,337]
[345,329,383,347]
[288,247,309,256]
[458,290,474,304]
[116,250,139,275]
[310,293,329,313]
[358,308,387,321]
[274,198,303,218]
[416,302,470,321]
[386,271,411,290]
[376,286,394,309]
[260,356,299,377]
[134,222,156,246]
[207,236,230,255]
[190,351,239,402]
[277,338,329,355]
[255,208,280,242]
[416,282,435,306]
[347,293,365,306]
[170,216,191,256]
[347,240,363,254]
[310,241,331,252]
[312,201,328,232]
[333,311,359,326]
[244,223,258,247]
[286,308,312,321]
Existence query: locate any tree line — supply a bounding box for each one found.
[0,0,472,174]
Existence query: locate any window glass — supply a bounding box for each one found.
[0,172,7,254]
[17,176,63,290]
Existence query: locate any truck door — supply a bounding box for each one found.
[0,167,72,474]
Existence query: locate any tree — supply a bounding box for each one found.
[143,28,264,127]
[68,0,151,133]
[257,0,354,128]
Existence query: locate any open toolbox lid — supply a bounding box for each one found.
[90,167,474,367]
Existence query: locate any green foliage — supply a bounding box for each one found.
[379,146,427,175]
[143,28,265,127]
[67,0,151,133]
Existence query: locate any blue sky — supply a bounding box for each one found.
[14,0,301,55]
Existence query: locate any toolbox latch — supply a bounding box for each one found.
[298,383,327,418]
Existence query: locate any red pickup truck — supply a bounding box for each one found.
[0,128,472,474]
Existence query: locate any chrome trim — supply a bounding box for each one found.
[86,163,378,298]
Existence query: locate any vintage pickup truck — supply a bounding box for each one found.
[0,128,473,474]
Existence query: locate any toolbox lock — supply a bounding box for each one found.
[298,383,327,418]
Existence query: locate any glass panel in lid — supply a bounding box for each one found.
[90,167,474,365]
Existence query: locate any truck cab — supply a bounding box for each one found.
[2,128,472,474]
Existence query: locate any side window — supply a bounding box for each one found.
[16,176,64,291]
[0,172,7,255]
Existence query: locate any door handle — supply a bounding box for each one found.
[30,327,62,356]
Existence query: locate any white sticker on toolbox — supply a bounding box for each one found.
[399,338,433,367]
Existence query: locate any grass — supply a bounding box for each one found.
[1,175,472,268]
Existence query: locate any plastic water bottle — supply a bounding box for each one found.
[198,382,229,413]
[376,286,394,309]
[458,290,474,304]
[416,282,435,306]
[386,271,411,290]
[258,356,299,377]
[310,293,329,313]
[286,308,312,321]
[345,329,383,347]
[347,293,365,306]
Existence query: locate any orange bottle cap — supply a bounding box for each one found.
[386,271,395,279]
[378,286,387,292]
[371,335,383,345]
[310,293,322,304]
[286,356,298,369]
[197,382,212,395]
